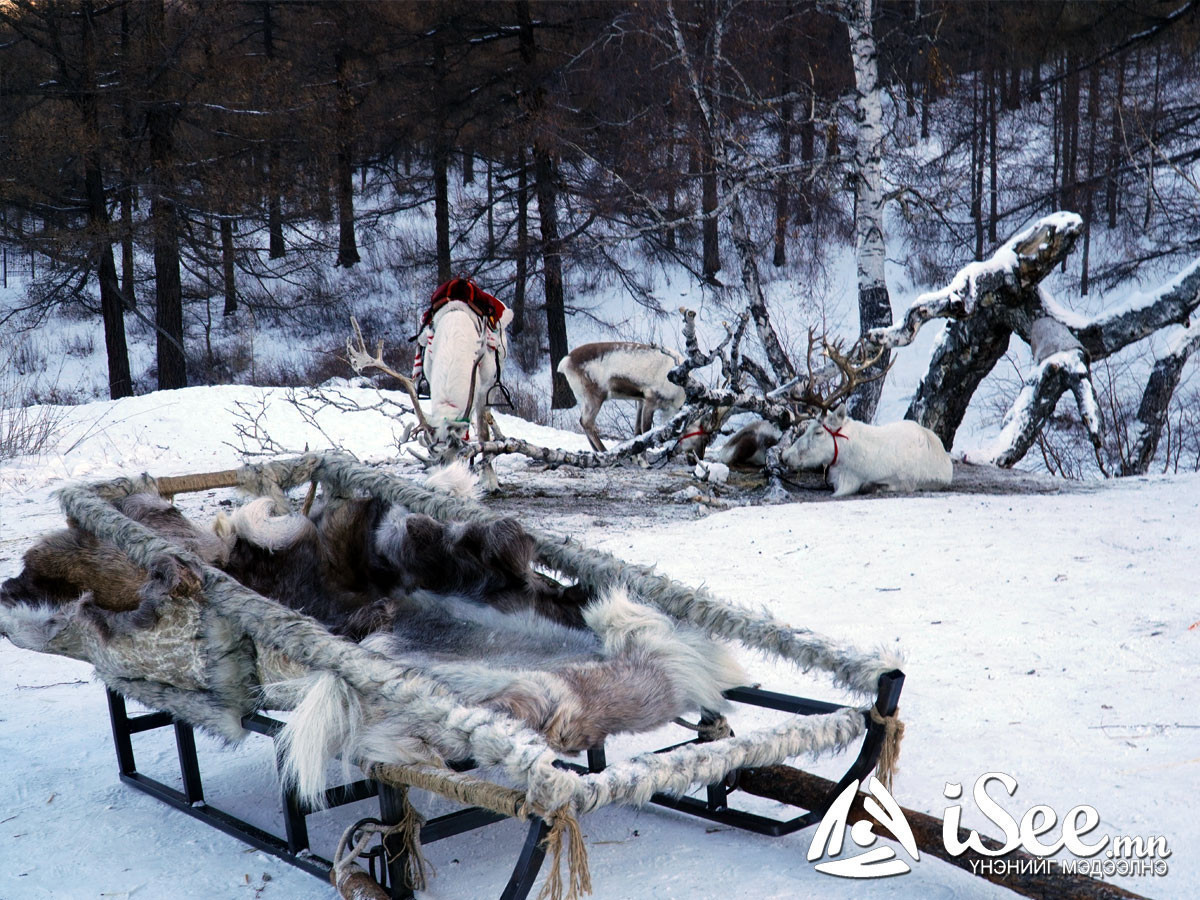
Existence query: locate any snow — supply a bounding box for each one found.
[1,386,1197,899]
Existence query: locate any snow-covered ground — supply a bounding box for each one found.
[1,385,1196,900]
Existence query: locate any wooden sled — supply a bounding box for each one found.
[3,453,905,900]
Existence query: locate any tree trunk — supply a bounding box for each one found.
[988,58,998,244]
[1106,56,1125,229]
[844,0,892,423]
[81,1,133,399]
[486,158,495,255]
[267,148,285,259]
[221,217,237,316]
[513,151,528,336]
[1080,65,1100,295]
[118,2,136,309]
[1061,54,1080,213]
[262,1,285,260]
[1122,325,1200,475]
[146,0,186,392]
[334,48,360,268]
[971,66,984,259]
[149,104,187,391]
[433,144,451,282]
[773,17,792,268]
[798,116,814,225]
[535,149,573,409]
[701,131,721,282]
[86,162,133,400]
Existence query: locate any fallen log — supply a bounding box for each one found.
[737,766,1147,900]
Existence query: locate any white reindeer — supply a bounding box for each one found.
[422,298,513,446]
[781,403,952,496]
[557,341,715,455]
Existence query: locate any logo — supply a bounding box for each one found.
[809,772,1170,880]
[807,776,919,878]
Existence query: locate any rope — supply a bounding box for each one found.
[331,817,410,900]
[367,763,527,820]
[869,706,906,792]
[536,808,592,900]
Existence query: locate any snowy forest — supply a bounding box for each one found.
[1,0,1199,476]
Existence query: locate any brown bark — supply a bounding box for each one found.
[513,151,528,336]
[147,0,186,391]
[1122,330,1200,476]
[81,1,133,399]
[334,48,360,268]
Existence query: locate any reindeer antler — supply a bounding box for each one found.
[792,335,890,413]
[346,316,433,435]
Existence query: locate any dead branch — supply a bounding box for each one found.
[870,213,1085,351]
[346,316,433,436]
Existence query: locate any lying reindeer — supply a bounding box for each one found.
[778,337,952,497]
[557,341,716,456]
[782,403,953,496]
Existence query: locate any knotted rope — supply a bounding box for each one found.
[367,763,592,900]
[869,705,905,792]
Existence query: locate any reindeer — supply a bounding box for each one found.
[557,341,717,456]
[348,279,513,490]
[780,340,953,497]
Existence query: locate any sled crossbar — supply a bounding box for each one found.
[106,669,902,899]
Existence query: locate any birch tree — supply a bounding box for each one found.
[841,0,891,423]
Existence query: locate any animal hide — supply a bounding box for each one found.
[277,587,748,809]
[0,493,229,639]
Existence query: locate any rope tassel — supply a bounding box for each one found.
[537,809,592,900]
[869,705,905,792]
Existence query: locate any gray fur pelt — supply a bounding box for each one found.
[276,586,747,809]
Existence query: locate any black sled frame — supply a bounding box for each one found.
[106,669,902,899]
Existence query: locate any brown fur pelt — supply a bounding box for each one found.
[0,493,229,639]
[2,491,591,644]
[216,495,591,637]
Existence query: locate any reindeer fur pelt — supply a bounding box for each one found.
[276,587,748,809]
[0,493,229,640]
[2,471,589,644]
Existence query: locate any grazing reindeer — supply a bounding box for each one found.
[420,279,513,450]
[781,341,952,496]
[557,341,716,455]
[351,280,512,490]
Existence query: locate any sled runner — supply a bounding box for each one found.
[0,453,904,900]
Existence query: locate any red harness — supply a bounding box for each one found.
[418,277,507,333]
[679,428,708,443]
[823,424,848,466]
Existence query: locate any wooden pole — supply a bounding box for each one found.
[737,766,1148,900]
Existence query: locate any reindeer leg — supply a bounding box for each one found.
[638,399,657,434]
[580,396,606,452]
[476,401,501,493]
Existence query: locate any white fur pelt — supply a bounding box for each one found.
[215,497,315,552]
[423,460,479,499]
[277,587,747,810]
[781,403,953,497]
[424,300,512,444]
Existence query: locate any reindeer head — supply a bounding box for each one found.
[677,405,729,460]
[781,404,848,470]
